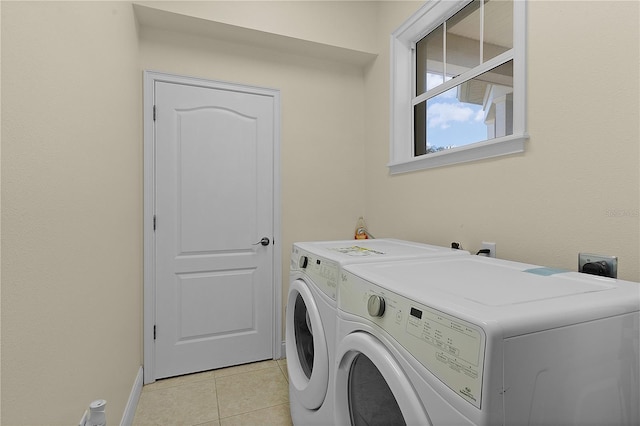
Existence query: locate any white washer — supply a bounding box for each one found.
[334,256,640,425]
[286,239,469,425]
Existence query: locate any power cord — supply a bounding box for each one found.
[452,242,491,256]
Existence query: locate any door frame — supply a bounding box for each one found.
[143,70,282,384]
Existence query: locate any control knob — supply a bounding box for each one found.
[299,255,309,269]
[367,294,386,317]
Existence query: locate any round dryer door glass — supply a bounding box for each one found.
[294,293,314,378]
[348,354,405,426]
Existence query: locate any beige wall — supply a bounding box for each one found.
[135,0,379,54]
[137,23,369,244]
[1,1,638,425]
[366,1,640,282]
[137,3,372,343]
[2,1,372,424]
[1,2,142,424]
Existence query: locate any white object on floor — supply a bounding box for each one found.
[87,399,106,426]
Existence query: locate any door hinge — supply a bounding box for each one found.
[154,325,156,340]
[153,215,156,231]
[153,105,156,121]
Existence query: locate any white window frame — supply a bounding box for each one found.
[389,0,528,174]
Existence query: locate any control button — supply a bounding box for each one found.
[367,294,386,317]
[299,256,309,269]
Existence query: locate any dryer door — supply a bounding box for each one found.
[286,278,329,409]
[334,332,431,426]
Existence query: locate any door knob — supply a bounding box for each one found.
[253,237,270,246]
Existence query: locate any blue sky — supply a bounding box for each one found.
[424,73,488,150]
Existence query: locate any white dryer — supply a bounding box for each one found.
[334,256,640,425]
[286,239,469,425]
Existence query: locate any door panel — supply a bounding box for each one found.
[178,107,257,253]
[177,271,255,339]
[154,80,274,379]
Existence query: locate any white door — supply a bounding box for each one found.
[153,78,277,379]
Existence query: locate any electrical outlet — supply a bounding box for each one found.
[578,253,617,278]
[481,242,496,258]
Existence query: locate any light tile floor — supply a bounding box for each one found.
[133,359,292,426]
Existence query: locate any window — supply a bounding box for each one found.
[390,0,527,174]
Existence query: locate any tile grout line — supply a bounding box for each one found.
[142,372,217,393]
[217,402,291,422]
[213,376,222,425]
[280,364,288,382]
[137,361,289,425]
[216,365,290,422]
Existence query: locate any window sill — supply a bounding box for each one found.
[388,134,529,175]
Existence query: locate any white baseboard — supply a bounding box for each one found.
[120,366,143,426]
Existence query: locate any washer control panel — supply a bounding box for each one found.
[291,246,339,301]
[340,270,486,409]
[367,294,386,317]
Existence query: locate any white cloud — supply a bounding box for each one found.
[425,74,456,98]
[427,102,476,129]
[425,73,443,90]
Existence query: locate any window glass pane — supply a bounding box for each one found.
[483,0,513,62]
[446,0,481,78]
[415,60,513,155]
[416,24,444,95]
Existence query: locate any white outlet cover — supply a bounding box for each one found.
[481,242,496,258]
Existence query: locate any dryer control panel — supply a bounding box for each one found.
[340,270,486,409]
[291,247,339,301]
